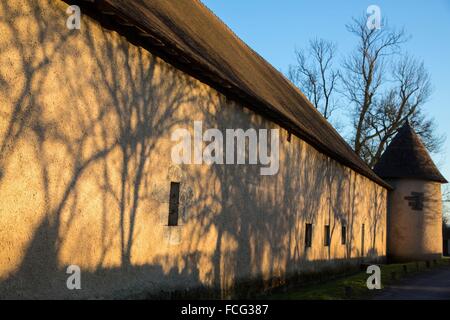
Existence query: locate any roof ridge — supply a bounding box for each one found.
[196,0,355,159]
[80,0,391,188]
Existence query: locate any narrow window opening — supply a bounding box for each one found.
[305,223,313,248]
[324,225,330,246]
[341,225,347,245]
[168,182,180,226]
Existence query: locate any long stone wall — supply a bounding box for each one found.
[0,0,387,299]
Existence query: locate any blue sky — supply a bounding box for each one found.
[201,0,450,180]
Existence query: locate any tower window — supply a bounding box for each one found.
[341,225,347,245]
[305,223,313,248]
[168,182,180,226]
[324,225,330,247]
[404,192,425,211]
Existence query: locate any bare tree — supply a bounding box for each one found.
[341,17,443,166]
[288,16,443,166]
[444,215,449,245]
[357,55,442,166]
[288,38,340,120]
[443,187,450,255]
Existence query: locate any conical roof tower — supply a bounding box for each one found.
[374,121,447,183]
[374,121,447,262]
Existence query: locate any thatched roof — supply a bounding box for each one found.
[374,122,447,183]
[73,0,390,188]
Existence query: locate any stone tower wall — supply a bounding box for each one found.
[387,179,443,262]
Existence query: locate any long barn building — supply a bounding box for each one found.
[0,0,445,299]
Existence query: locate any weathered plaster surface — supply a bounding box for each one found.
[0,0,387,298]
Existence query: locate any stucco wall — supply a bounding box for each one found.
[387,179,442,262]
[0,0,387,299]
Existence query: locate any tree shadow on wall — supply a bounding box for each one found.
[0,0,199,299]
[186,92,386,298]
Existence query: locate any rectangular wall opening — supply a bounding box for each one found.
[168,182,181,226]
[324,225,330,247]
[361,223,365,256]
[341,225,347,245]
[305,223,313,248]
